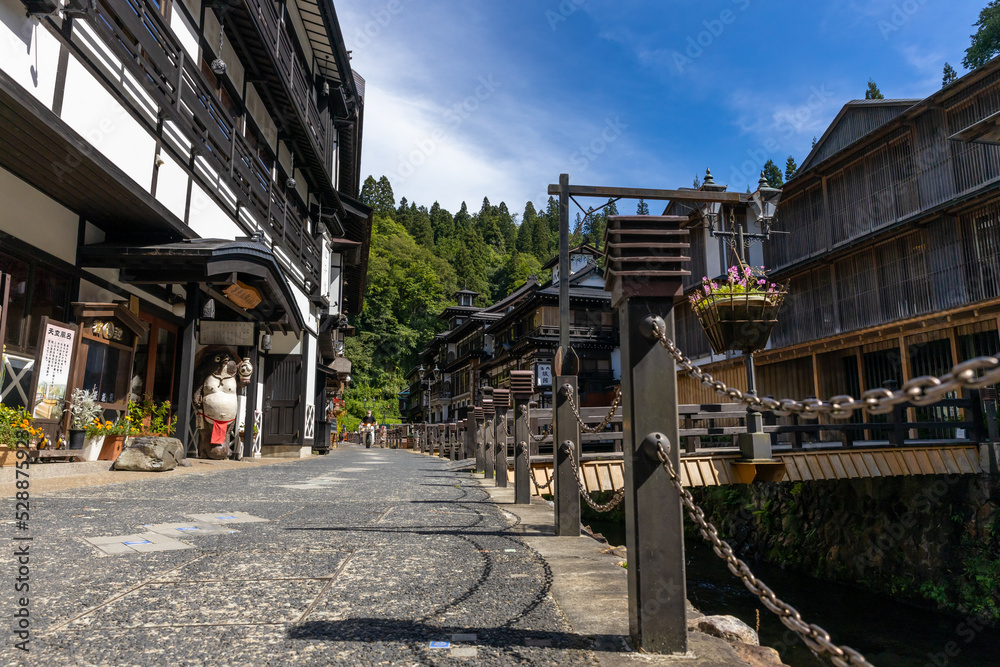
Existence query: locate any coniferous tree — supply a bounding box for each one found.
[497,202,517,251]
[865,78,885,100]
[942,62,958,87]
[784,155,798,182]
[410,204,434,248]
[516,202,537,255]
[359,175,378,207]
[453,202,472,231]
[429,202,454,243]
[964,2,1000,70]
[636,199,650,215]
[762,159,783,187]
[531,208,550,260]
[693,174,701,188]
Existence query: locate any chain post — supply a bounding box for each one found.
[511,371,534,504]
[438,423,446,458]
[554,376,581,536]
[483,390,495,478]
[604,213,690,654]
[474,407,485,471]
[494,389,510,488]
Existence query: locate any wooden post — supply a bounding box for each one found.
[528,401,539,457]
[483,390,495,479]
[494,389,510,488]
[474,407,485,472]
[605,213,688,654]
[176,284,200,458]
[553,376,581,536]
[511,371,534,505]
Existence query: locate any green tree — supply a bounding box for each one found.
[531,206,551,260]
[359,175,378,207]
[493,250,541,301]
[964,2,1000,70]
[762,159,783,187]
[409,204,434,248]
[429,202,454,243]
[516,201,537,254]
[865,78,884,100]
[636,199,649,215]
[943,62,958,87]
[497,201,517,251]
[784,155,798,182]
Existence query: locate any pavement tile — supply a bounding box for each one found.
[182,511,270,524]
[142,522,239,537]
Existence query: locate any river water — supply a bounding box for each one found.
[585,520,1000,666]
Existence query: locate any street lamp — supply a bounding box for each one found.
[703,169,785,460]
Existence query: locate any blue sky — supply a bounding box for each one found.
[338,0,983,214]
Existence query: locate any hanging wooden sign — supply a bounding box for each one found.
[223,281,263,310]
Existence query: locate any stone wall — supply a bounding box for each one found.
[689,474,1000,624]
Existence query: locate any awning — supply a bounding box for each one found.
[78,238,305,332]
[949,110,1000,144]
[318,356,351,376]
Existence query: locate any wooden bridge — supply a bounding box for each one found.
[387,394,999,493]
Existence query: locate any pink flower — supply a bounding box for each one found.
[703,285,711,295]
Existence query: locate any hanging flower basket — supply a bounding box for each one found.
[690,265,787,354]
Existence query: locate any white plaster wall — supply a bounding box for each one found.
[171,6,201,62]
[155,152,190,222]
[188,182,242,239]
[0,165,78,263]
[267,332,301,356]
[61,57,156,190]
[291,283,317,334]
[0,0,60,109]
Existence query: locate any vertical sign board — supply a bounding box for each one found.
[535,363,552,388]
[27,318,79,439]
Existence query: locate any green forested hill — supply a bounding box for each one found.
[342,175,628,427]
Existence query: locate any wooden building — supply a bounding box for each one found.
[675,58,1000,426]
[405,245,621,423]
[0,0,371,456]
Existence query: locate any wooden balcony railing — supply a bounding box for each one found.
[242,0,333,185]
[88,0,321,288]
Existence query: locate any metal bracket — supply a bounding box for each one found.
[559,440,574,453]
[639,432,669,461]
[639,315,667,343]
[560,383,573,397]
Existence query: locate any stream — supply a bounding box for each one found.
[585,519,1000,666]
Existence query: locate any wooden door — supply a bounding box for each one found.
[263,354,302,445]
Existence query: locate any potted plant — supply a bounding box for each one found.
[128,397,177,437]
[0,406,33,466]
[67,388,102,450]
[96,415,135,461]
[689,262,787,354]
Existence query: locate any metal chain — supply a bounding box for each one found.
[653,441,872,667]
[564,386,622,433]
[519,404,549,443]
[564,444,625,512]
[527,448,555,492]
[652,322,1000,418]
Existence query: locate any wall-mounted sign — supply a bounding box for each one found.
[223,281,263,310]
[30,319,77,421]
[535,363,552,388]
[91,320,124,341]
[199,321,256,347]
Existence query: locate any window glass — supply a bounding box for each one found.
[0,253,28,349]
[27,265,71,348]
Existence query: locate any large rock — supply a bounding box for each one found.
[690,614,759,646]
[113,437,184,472]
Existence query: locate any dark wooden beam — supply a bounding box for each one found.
[547,183,745,202]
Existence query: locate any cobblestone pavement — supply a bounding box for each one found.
[3,446,602,665]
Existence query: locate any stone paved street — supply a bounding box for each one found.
[3,446,602,666]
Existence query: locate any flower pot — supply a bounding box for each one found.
[68,429,86,450]
[693,291,786,354]
[99,435,128,461]
[0,449,18,467]
[81,435,105,462]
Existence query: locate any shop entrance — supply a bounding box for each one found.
[130,312,178,407]
[263,354,303,445]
